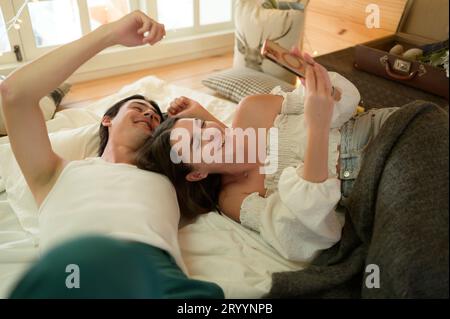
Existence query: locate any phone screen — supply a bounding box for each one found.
[261,40,307,78]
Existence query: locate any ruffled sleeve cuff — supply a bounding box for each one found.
[271,86,305,115]
[329,72,361,129]
[279,164,341,212]
[278,164,342,240]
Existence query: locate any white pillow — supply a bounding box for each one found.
[0,123,100,234]
[233,0,308,84]
[0,96,57,136]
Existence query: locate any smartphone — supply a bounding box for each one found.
[261,39,310,78]
[261,39,342,101]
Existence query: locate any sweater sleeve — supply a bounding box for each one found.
[240,163,344,262]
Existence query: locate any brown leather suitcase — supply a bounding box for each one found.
[316,47,448,111]
[354,0,449,100]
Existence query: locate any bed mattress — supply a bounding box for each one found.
[0,76,303,298]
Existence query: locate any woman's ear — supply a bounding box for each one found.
[186,171,208,182]
[101,115,112,127]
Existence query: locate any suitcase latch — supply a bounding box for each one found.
[380,56,411,73]
[393,59,411,73]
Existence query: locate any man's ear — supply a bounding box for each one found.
[186,171,208,182]
[101,115,112,127]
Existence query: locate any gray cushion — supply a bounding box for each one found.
[202,67,295,103]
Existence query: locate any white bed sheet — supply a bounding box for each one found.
[0,76,303,298]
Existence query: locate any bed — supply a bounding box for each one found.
[0,76,304,299]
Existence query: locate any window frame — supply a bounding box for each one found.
[150,0,234,40]
[0,0,234,62]
[0,0,23,64]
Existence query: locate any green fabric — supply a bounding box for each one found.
[10,236,224,299]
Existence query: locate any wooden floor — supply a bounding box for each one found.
[60,0,407,110]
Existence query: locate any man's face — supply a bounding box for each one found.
[103,99,162,150]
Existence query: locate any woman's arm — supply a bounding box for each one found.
[168,96,227,129]
[300,54,335,183]
[0,11,165,203]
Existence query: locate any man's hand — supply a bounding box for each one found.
[167,96,206,118]
[104,10,166,47]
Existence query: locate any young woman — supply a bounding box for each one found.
[137,51,400,263]
[2,11,223,298]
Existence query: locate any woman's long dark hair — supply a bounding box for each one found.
[136,117,222,220]
[98,94,163,156]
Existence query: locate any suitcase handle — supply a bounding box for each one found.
[380,55,417,81]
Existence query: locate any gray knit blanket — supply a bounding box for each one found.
[267,100,449,298]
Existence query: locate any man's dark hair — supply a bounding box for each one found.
[98,94,163,156]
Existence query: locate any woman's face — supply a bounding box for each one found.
[170,118,231,175]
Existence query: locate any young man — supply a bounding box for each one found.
[1,11,223,299]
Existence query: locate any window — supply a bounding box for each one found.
[200,0,232,25]
[87,0,131,30]
[157,0,194,31]
[1,0,234,80]
[27,0,82,47]
[0,7,11,53]
[0,0,22,64]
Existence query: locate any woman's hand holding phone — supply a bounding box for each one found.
[299,51,335,183]
[261,40,342,101]
[301,52,335,133]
